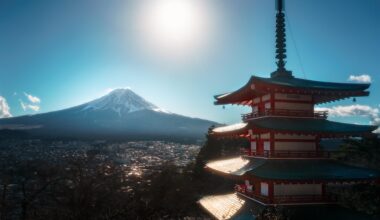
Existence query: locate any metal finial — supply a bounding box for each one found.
[276,0,286,72]
[271,0,293,78]
[276,0,284,12]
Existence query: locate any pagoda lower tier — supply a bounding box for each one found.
[205,157,380,206]
[212,116,377,159]
[212,117,377,137]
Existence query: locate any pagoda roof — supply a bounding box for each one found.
[198,193,256,220]
[212,117,377,137]
[205,157,380,181]
[206,157,261,176]
[215,75,370,105]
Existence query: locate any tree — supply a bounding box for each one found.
[334,137,380,169]
[333,137,380,216]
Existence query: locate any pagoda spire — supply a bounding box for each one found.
[271,0,293,78]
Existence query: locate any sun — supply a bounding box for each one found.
[150,0,199,42]
[137,0,209,58]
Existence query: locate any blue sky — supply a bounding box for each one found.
[0,0,379,126]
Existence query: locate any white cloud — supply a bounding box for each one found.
[19,92,41,112]
[316,104,380,133]
[20,101,26,111]
[348,74,372,83]
[0,96,12,118]
[27,105,40,111]
[24,92,41,103]
[20,100,40,112]
[316,105,378,118]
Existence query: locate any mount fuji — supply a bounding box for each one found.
[0,89,217,141]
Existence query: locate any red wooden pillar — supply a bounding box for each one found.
[322,183,326,200]
[270,132,275,157]
[257,135,263,155]
[268,181,274,204]
[253,178,259,196]
[270,92,275,110]
[316,134,321,157]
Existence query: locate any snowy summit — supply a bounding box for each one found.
[82,88,169,115]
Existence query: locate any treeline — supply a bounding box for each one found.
[0,154,225,220]
[333,138,380,216]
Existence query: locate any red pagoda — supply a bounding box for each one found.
[199,0,379,219]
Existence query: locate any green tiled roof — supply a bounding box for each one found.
[253,76,370,91]
[245,159,380,181]
[212,117,377,136]
[198,193,257,220]
[250,117,377,134]
[232,159,266,176]
[214,75,370,105]
[208,157,380,181]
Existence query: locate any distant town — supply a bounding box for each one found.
[0,139,200,177]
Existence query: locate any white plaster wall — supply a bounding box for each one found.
[275,102,313,111]
[275,93,312,101]
[262,94,271,101]
[275,133,316,140]
[250,134,258,139]
[274,142,316,151]
[261,182,269,196]
[251,141,257,151]
[261,133,270,139]
[274,184,322,196]
[264,141,271,151]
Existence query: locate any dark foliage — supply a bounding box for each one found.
[332,137,380,216]
[333,137,380,169]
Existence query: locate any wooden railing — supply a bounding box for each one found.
[240,149,332,158]
[242,109,328,121]
[235,184,336,204]
[235,184,270,203]
[273,195,332,203]
[248,150,332,158]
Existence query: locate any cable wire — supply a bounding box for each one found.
[286,13,307,79]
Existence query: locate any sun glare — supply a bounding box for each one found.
[146,0,202,43]
[137,0,210,59]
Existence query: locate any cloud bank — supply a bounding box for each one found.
[316,104,380,133]
[348,74,372,83]
[0,96,12,118]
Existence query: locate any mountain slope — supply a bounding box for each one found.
[0,89,217,141]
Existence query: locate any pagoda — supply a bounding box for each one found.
[199,0,380,219]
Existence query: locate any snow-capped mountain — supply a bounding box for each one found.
[81,89,169,115]
[0,89,217,141]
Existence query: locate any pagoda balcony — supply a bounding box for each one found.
[242,109,328,121]
[235,184,336,205]
[240,149,332,158]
